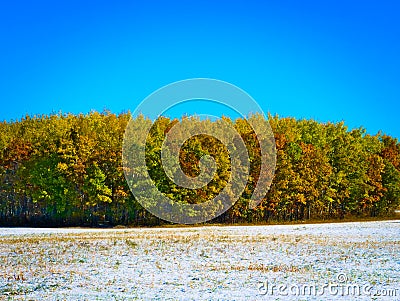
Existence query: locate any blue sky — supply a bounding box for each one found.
[0,0,399,138]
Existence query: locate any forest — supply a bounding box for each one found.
[0,111,399,226]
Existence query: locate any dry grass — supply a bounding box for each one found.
[0,221,399,300]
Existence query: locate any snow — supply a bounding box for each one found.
[0,221,399,300]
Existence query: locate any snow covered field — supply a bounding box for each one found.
[0,221,399,300]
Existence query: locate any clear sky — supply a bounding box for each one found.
[0,0,399,138]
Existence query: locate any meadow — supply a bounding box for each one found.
[0,220,399,300]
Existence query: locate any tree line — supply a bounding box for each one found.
[0,111,399,226]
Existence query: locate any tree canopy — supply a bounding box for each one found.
[0,111,399,226]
